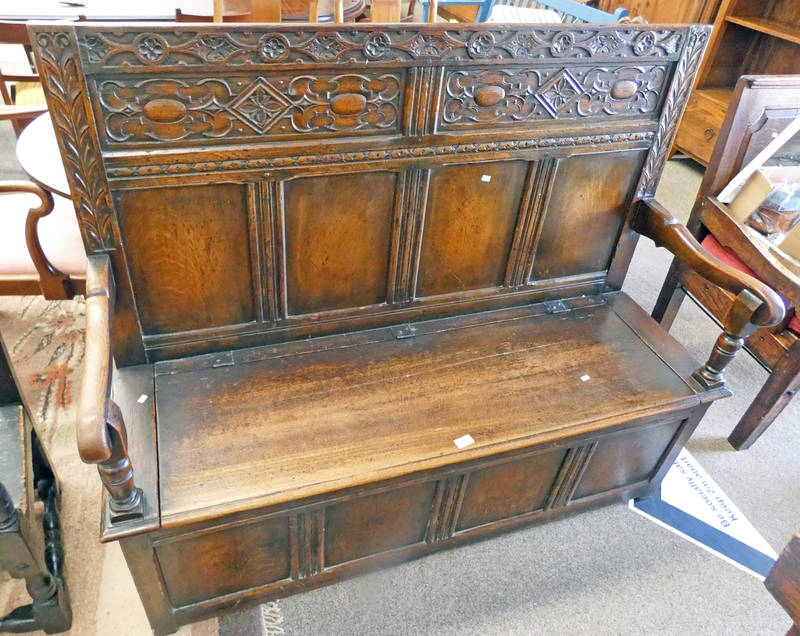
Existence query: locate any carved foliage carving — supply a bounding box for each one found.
[78,27,685,69]
[33,30,116,252]
[96,72,402,143]
[441,65,668,128]
[637,27,710,199]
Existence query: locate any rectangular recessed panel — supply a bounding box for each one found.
[456,447,567,531]
[93,69,405,148]
[156,516,290,607]
[283,172,396,315]
[438,65,669,131]
[417,161,528,297]
[572,418,683,500]
[115,184,254,335]
[530,151,646,281]
[324,482,437,566]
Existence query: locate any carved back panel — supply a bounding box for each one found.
[29,23,709,366]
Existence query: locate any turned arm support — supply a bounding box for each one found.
[632,199,786,389]
[0,181,74,299]
[77,254,143,521]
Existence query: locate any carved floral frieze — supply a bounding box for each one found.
[105,131,654,179]
[77,27,685,69]
[440,64,668,128]
[95,72,402,144]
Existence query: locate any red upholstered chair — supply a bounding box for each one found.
[0,183,86,299]
[654,75,800,450]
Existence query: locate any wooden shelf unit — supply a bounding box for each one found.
[674,0,800,165]
[725,16,800,46]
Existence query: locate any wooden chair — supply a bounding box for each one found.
[654,75,800,450]
[766,532,800,636]
[418,0,627,24]
[0,182,86,299]
[0,331,71,633]
[0,21,47,135]
[30,22,786,633]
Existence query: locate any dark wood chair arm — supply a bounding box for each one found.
[632,198,786,390]
[77,254,143,521]
[633,198,785,329]
[0,181,74,299]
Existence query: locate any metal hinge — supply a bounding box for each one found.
[392,324,418,339]
[544,299,570,314]
[210,351,235,368]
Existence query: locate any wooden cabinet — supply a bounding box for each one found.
[675,0,800,165]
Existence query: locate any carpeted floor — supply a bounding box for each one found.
[0,116,797,635]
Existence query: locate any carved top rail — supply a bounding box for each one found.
[71,25,688,72]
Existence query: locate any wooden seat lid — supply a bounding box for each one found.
[153,292,713,527]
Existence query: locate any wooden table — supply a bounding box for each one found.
[16,113,70,199]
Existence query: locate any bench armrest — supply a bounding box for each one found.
[77,254,143,522]
[632,199,786,389]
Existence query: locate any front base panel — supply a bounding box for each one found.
[120,406,708,634]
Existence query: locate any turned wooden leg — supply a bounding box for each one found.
[693,331,744,389]
[652,258,686,329]
[728,341,800,450]
[100,400,144,522]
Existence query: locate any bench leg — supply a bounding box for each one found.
[728,342,800,450]
[652,258,686,330]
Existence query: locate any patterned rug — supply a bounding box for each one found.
[0,295,284,636]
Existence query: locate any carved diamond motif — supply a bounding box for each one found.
[229,79,291,133]
[301,35,347,61]
[534,69,583,118]
[588,32,624,55]
[401,33,454,58]
[190,36,239,62]
[503,33,542,58]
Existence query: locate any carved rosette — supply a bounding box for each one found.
[96,71,403,144]
[33,29,116,252]
[76,26,685,69]
[636,27,710,199]
[441,64,668,128]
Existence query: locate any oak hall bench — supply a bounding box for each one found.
[29,22,784,633]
